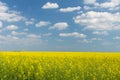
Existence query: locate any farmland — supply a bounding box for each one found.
[0,52,120,80]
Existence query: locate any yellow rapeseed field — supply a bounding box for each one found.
[0,52,120,80]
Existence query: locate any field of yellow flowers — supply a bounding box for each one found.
[0,52,120,80]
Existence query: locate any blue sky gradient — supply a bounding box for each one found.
[0,0,120,51]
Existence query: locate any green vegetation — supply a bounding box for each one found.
[0,52,120,80]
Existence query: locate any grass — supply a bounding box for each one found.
[0,52,120,80]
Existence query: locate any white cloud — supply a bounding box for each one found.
[35,21,50,27]
[91,38,103,41]
[27,34,41,39]
[25,18,35,26]
[25,21,34,26]
[84,0,96,4]
[0,1,24,22]
[78,38,103,44]
[56,39,64,42]
[113,36,120,40]
[78,39,92,43]
[0,34,42,48]
[98,0,120,10]
[0,21,3,28]
[0,35,19,40]
[11,31,27,35]
[59,6,81,12]
[50,22,68,30]
[0,1,8,12]
[83,0,120,11]
[43,33,52,37]
[5,25,18,30]
[92,31,108,35]
[84,6,91,10]
[0,35,5,40]
[0,12,24,22]
[0,34,41,41]
[42,2,59,9]
[12,36,19,40]
[59,32,87,38]
[73,11,120,31]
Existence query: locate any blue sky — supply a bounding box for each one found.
[0,0,120,51]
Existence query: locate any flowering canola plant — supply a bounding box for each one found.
[0,52,120,80]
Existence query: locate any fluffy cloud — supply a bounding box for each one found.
[25,18,35,26]
[49,22,68,30]
[43,33,52,37]
[83,6,91,10]
[0,34,42,49]
[91,38,103,41]
[0,35,5,40]
[98,0,120,10]
[84,0,96,4]
[0,35,19,40]
[35,21,50,27]
[113,36,120,40]
[78,39,92,43]
[73,11,120,31]
[0,21,3,28]
[59,32,86,38]
[0,34,40,42]
[27,34,41,39]
[0,1,8,12]
[11,31,27,35]
[5,25,18,30]
[0,11,24,22]
[92,31,108,35]
[25,21,33,26]
[42,2,59,9]
[0,1,44,50]
[59,6,81,12]
[0,34,41,41]
[83,0,120,11]
[78,38,103,44]
[0,1,24,22]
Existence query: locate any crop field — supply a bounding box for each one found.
[0,52,120,80]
